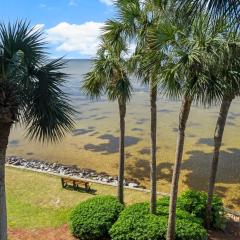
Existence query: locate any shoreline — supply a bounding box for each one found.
[5,156,169,196]
[5,156,240,221]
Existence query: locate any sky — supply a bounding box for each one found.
[1,0,115,59]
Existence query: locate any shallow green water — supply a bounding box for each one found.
[8,60,240,210]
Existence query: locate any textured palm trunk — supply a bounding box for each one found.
[117,99,126,204]
[205,94,233,228]
[150,78,157,214]
[0,122,11,240]
[166,95,192,240]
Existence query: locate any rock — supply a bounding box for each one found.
[108,176,114,181]
[101,178,110,183]
[113,180,118,185]
[128,183,139,188]
[12,160,21,166]
[6,155,144,189]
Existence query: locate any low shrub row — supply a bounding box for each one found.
[69,190,225,240]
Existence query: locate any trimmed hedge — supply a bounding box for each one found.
[178,190,225,229]
[69,190,225,240]
[109,202,207,240]
[157,190,225,229]
[69,196,124,240]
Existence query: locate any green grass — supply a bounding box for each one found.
[6,167,150,229]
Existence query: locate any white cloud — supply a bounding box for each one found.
[69,0,78,6]
[47,22,104,57]
[128,43,136,56]
[121,43,136,59]
[99,0,114,6]
[32,24,45,35]
[39,3,47,8]
[34,24,45,31]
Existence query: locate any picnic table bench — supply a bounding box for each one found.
[61,177,91,191]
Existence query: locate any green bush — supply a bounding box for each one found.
[156,198,203,225]
[69,196,124,240]
[109,201,207,240]
[175,219,207,240]
[109,203,166,240]
[178,190,225,229]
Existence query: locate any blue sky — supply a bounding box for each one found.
[1,0,115,58]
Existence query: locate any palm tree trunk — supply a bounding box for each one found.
[167,95,192,240]
[205,94,234,228]
[117,99,126,204]
[0,122,11,240]
[150,78,157,214]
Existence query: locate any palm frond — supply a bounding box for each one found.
[0,21,46,67]
[23,58,75,142]
[82,35,133,104]
[0,21,75,142]
[176,0,240,29]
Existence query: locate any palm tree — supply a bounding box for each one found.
[206,34,240,227]
[0,21,75,240]
[104,0,168,214]
[176,0,240,26]
[82,39,132,204]
[148,15,228,239]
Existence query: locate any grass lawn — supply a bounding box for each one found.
[6,166,150,229]
[6,166,239,240]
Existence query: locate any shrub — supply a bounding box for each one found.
[175,219,207,240]
[178,190,225,229]
[70,196,124,240]
[156,198,203,225]
[109,202,207,240]
[109,203,167,240]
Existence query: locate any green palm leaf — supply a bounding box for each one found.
[0,21,75,142]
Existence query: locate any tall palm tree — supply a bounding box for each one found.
[82,38,132,204]
[104,0,167,214]
[206,34,240,227]
[148,15,228,239]
[0,21,75,240]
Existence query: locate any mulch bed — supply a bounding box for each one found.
[9,220,240,240]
